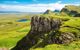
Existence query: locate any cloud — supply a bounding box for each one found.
[0,1,79,12]
[0,4,64,12]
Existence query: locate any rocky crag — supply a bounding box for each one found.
[11,15,75,50]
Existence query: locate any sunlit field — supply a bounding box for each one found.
[0,14,31,49]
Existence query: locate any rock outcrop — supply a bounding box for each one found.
[11,15,75,50]
[61,5,80,17]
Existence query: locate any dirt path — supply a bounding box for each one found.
[0,48,9,50]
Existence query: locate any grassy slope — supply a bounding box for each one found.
[0,14,31,49]
[31,14,80,50]
[33,41,80,50]
[65,5,80,13]
[0,14,80,50]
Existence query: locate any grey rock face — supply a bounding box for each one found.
[11,16,75,50]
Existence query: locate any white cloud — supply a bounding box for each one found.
[0,1,79,12]
[0,4,65,12]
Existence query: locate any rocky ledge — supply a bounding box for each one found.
[11,15,75,50]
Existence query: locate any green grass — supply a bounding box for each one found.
[0,25,30,47]
[65,5,80,13]
[60,18,80,38]
[0,26,30,48]
[0,15,31,48]
[31,40,80,50]
[0,32,26,47]
[0,14,80,50]
[29,14,80,50]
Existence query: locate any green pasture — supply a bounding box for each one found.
[0,14,80,50]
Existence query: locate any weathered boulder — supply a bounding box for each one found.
[11,16,75,50]
[58,32,75,44]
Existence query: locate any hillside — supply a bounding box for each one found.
[61,5,80,17]
[11,13,80,50]
[0,5,80,50]
[10,6,80,50]
[44,9,53,14]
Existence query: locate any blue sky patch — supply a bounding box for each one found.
[0,0,80,12]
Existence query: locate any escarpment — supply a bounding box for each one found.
[11,16,75,50]
[61,5,80,17]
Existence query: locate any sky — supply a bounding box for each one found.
[0,0,80,12]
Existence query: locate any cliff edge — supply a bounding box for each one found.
[11,15,75,50]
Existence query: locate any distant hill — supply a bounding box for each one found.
[0,11,21,13]
[61,5,80,17]
[0,11,43,14]
[54,10,60,13]
[44,9,53,14]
